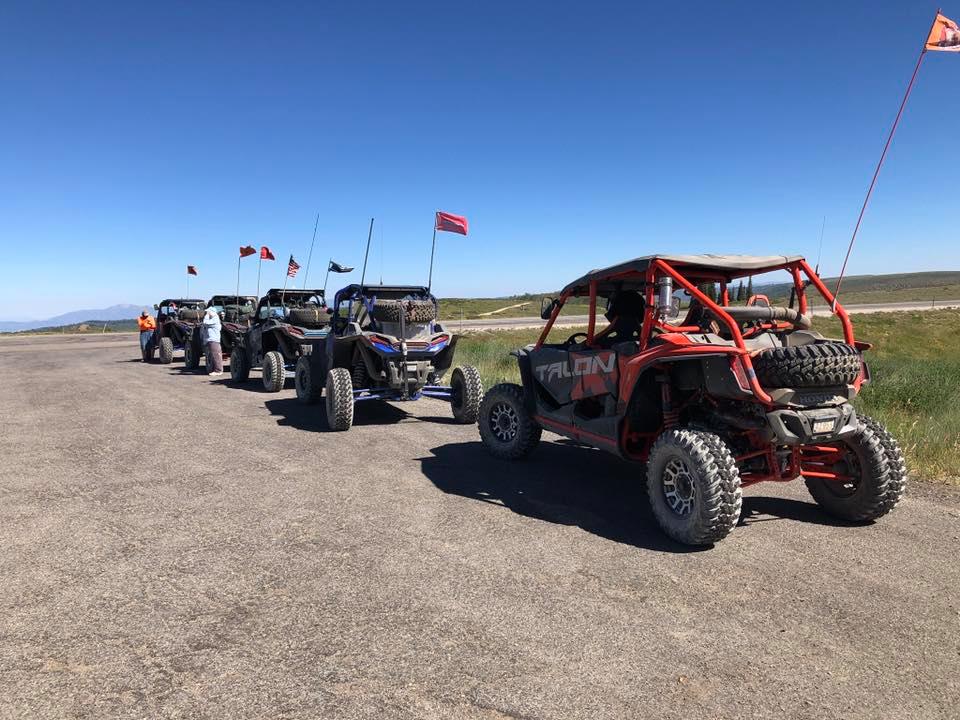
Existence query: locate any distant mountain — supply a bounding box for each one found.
[0,304,145,332]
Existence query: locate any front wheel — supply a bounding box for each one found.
[646,429,742,546]
[803,423,891,521]
[325,367,354,431]
[262,350,285,392]
[295,356,322,404]
[478,383,541,460]
[450,365,483,424]
[158,336,174,364]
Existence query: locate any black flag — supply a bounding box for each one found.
[329,260,354,273]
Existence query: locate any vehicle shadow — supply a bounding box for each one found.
[419,441,700,554]
[263,397,411,432]
[739,495,856,528]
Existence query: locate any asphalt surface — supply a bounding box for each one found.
[2,333,959,719]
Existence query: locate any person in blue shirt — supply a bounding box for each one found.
[201,308,223,376]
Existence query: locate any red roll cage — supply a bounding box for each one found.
[535,257,857,406]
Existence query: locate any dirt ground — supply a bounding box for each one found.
[1,333,958,719]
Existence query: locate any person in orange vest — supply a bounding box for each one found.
[138,310,156,361]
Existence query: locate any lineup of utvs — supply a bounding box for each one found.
[142,255,906,546]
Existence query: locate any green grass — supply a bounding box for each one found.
[456,310,960,481]
[439,295,591,320]
[1,319,138,335]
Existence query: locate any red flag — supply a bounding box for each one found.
[240,245,256,257]
[187,265,198,276]
[287,255,300,278]
[435,211,468,235]
[260,246,275,261]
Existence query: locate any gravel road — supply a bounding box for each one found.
[1,333,958,719]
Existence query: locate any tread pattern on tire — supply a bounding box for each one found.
[178,308,202,322]
[478,383,541,460]
[646,428,742,546]
[370,299,436,324]
[287,307,329,328]
[230,344,250,382]
[451,365,483,424]
[858,415,907,515]
[351,358,369,390]
[262,351,285,392]
[184,338,200,370]
[804,423,890,521]
[295,356,321,404]
[753,341,861,388]
[326,367,354,431]
[158,336,174,364]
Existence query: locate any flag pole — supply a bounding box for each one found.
[427,212,438,293]
[186,270,190,299]
[257,255,262,299]
[323,258,331,298]
[833,15,935,308]
[359,218,375,288]
[303,212,319,289]
[236,254,242,310]
[281,256,290,308]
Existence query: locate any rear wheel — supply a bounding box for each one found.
[262,350,285,392]
[158,336,174,364]
[804,423,891,521]
[325,367,354,431]
[859,415,907,514]
[646,429,742,546]
[230,345,250,382]
[295,356,321,404]
[451,365,483,424]
[478,383,541,459]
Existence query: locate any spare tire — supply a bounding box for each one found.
[178,308,202,322]
[287,307,329,327]
[753,341,861,388]
[370,299,436,323]
[222,305,252,323]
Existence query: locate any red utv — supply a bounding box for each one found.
[478,254,907,546]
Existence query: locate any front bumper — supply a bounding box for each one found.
[766,405,858,446]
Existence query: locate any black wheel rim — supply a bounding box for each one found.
[488,402,519,442]
[662,457,696,516]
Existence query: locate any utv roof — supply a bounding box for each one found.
[259,288,325,299]
[336,284,431,295]
[208,294,256,302]
[157,298,204,305]
[562,254,805,293]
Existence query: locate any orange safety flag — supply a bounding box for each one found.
[187,265,198,275]
[926,13,960,51]
[240,245,256,257]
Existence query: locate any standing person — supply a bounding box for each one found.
[137,310,156,361]
[201,308,224,376]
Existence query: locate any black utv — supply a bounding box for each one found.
[147,298,206,363]
[294,284,482,431]
[184,295,257,370]
[230,289,330,391]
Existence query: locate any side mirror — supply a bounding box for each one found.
[153,304,159,310]
[540,296,559,320]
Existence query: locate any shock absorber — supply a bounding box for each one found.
[659,373,679,429]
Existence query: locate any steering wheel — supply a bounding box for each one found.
[565,332,588,346]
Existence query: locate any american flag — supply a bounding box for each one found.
[286,255,300,278]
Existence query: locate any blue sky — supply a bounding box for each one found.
[2,1,958,319]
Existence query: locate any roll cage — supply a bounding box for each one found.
[536,256,859,406]
[254,289,326,321]
[330,284,438,330]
